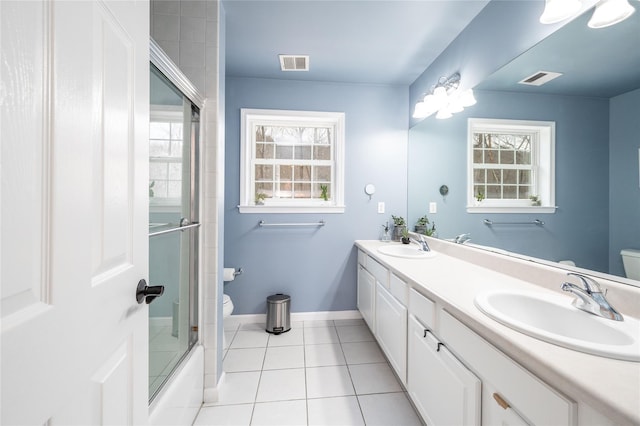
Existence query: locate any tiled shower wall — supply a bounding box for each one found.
[151,0,225,402]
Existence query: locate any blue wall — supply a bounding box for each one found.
[408,90,610,272]
[224,77,408,314]
[609,88,640,276]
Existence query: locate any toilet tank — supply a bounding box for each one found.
[621,249,640,280]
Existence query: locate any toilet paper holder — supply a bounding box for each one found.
[224,267,244,282]
[233,267,243,277]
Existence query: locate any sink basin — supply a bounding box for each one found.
[475,290,640,361]
[377,244,436,259]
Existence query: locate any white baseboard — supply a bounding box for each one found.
[224,310,362,329]
[149,316,172,327]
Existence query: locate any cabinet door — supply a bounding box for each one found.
[357,265,375,331]
[408,316,481,426]
[375,282,407,385]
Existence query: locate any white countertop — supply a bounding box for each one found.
[356,239,640,425]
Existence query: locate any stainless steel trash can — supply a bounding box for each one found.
[266,293,291,334]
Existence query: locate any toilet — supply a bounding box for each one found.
[222,294,234,349]
[620,249,640,280]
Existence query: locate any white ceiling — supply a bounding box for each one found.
[223,0,490,85]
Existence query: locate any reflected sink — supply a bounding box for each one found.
[377,244,437,259]
[475,290,640,361]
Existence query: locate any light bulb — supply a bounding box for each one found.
[413,101,428,118]
[436,108,453,120]
[459,89,477,107]
[540,0,582,24]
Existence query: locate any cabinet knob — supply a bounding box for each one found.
[492,393,510,410]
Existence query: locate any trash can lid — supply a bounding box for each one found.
[267,293,290,303]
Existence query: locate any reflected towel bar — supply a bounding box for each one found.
[259,220,325,227]
[149,222,201,237]
[484,219,544,226]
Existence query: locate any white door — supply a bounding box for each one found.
[1,1,149,424]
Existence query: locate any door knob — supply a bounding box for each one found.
[136,279,165,304]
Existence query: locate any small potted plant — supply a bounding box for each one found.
[391,215,406,241]
[529,195,541,206]
[381,221,391,242]
[320,184,329,201]
[415,215,430,234]
[401,228,411,244]
[255,192,267,205]
[475,189,485,206]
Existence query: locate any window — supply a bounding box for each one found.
[467,118,556,213]
[239,109,345,213]
[149,107,184,209]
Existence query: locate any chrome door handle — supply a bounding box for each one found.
[136,279,165,304]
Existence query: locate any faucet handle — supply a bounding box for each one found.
[567,272,602,294]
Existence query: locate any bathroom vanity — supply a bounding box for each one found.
[355,238,640,426]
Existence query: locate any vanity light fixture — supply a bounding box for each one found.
[539,0,583,23]
[413,72,477,120]
[588,0,636,28]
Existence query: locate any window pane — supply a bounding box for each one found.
[170,122,183,139]
[500,150,514,164]
[150,140,170,157]
[277,182,293,198]
[516,149,531,165]
[503,169,517,185]
[314,166,331,182]
[473,169,486,185]
[256,182,273,198]
[278,165,293,180]
[314,145,331,160]
[519,186,531,199]
[256,143,274,159]
[169,140,183,157]
[486,185,501,199]
[255,126,267,142]
[150,163,168,180]
[295,183,311,198]
[301,128,315,144]
[503,185,517,199]
[315,128,331,144]
[487,169,501,184]
[276,145,293,159]
[255,165,273,181]
[315,183,330,199]
[150,122,170,139]
[168,163,182,180]
[519,170,531,184]
[485,150,499,164]
[167,180,182,198]
[294,165,311,181]
[473,148,483,163]
[294,146,311,160]
[154,180,168,198]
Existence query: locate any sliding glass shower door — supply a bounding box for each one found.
[148,63,200,402]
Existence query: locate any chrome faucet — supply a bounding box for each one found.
[561,273,623,321]
[454,233,471,244]
[410,234,431,252]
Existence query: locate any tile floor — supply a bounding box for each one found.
[149,320,182,397]
[193,319,423,426]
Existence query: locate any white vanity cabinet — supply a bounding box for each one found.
[357,261,375,331]
[374,273,408,384]
[408,294,481,426]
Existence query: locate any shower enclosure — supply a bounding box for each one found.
[148,61,201,402]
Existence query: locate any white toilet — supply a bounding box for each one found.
[620,249,640,280]
[223,293,234,318]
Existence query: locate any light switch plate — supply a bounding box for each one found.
[429,202,437,214]
[378,202,385,214]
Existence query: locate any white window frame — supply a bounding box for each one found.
[467,118,556,213]
[149,106,184,212]
[239,108,346,213]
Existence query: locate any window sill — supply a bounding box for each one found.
[466,205,557,214]
[238,205,346,214]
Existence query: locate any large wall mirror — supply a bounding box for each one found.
[408,9,640,285]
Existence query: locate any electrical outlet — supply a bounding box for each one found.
[378,202,385,214]
[429,202,437,214]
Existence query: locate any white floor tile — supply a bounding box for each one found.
[306,365,355,399]
[304,319,335,328]
[336,325,375,343]
[263,346,304,370]
[348,363,403,394]
[193,404,254,426]
[224,330,236,349]
[213,372,261,406]
[341,341,386,364]
[304,343,346,367]
[231,330,270,349]
[240,322,265,331]
[255,368,306,402]
[251,400,307,426]
[304,326,339,344]
[307,396,365,426]
[223,348,266,373]
[267,327,304,346]
[224,321,240,331]
[333,318,366,328]
[358,392,423,426]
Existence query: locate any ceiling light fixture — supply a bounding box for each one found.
[539,0,583,24]
[588,0,636,28]
[412,73,477,120]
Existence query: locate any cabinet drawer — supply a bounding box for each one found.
[389,273,408,305]
[358,249,367,267]
[440,310,576,426]
[367,256,389,288]
[409,288,436,330]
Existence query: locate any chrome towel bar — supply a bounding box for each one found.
[259,220,325,227]
[149,222,201,237]
[483,219,544,226]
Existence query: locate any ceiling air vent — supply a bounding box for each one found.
[518,71,563,86]
[279,55,309,72]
